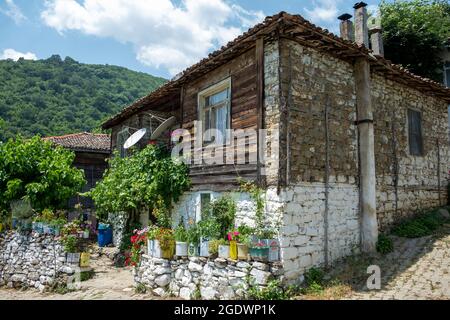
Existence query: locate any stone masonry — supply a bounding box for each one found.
[134,255,283,300]
[0,232,76,291]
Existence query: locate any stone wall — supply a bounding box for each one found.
[0,232,76,291]
[372,73,450,229]
[134,255,283,300]
[265,184,360,284]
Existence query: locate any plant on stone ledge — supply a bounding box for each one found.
[245,279,295,300]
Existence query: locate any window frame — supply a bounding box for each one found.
[197,78,232,145]
[407,108,424,157]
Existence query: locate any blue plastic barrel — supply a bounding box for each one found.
[97,223,113,247]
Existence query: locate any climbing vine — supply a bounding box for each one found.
[89,144,191,222]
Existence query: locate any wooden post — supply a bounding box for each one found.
[256,37,265,187]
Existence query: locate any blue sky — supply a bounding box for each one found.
[0,0,382,79]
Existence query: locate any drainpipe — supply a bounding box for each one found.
[353,2,378,252]
[338,13,354,42]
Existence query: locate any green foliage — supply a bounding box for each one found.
[205,195,236,239]
[380,0,450,81]
[376,234,394,254]
[0,136,86,215]
[237,225,255,246]
[62,235,78,253]
[393,209,448,238]
[246,280,294,300]
[304,267,325,287]
[208,239,227,256]
[186,224,201,245]
[89,145,191,221]
[0,56,166,141]
[174,222,188,242]
[135,283,147,294]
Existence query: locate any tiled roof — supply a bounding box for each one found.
[102,11,450,129]
[44,132,111,153]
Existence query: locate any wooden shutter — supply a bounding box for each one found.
[408,109,423,156]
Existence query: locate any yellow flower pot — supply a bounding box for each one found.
[237,243,249,260]
[80,252,90,268]
[161,241,175,260]
[229,241,238,260]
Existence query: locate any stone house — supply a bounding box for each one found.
[44,132,111,209]
[102,4,450,284]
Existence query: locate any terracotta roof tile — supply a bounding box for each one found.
[44,132,111,153]
[102,11,450,129]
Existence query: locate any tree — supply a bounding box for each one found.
[380,0,450,81]
[0,136,86,215]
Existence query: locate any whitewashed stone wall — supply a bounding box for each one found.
[0,232,76,291]
[134,255,283,300]
[265,183,360,283]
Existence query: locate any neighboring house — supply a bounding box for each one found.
[44,132,111,209]
[102,5,450,283]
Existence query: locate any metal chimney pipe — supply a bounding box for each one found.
[354,2,369,47]
[338,13,354,41]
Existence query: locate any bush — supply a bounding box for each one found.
[376,234,394,254]
[304,267,325,287]
[393,210,447,238]
[247,280,292,300]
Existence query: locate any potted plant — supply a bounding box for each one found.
[155,228,175,260]
[227,230,239,260]
[258,228,279,262]
[186,225,200,257]
[80,252,90,268]
[174,224,188,257]
[237,225,254,260]
[249,241,270,262]
[63,235,81,265]
[147,226,157,257]
[198,218,220,258]
[218,239,230,259]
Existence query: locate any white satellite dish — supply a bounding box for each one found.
[150,116,177,140]
[124,128,147,149]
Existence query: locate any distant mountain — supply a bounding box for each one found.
[0,55,167,141]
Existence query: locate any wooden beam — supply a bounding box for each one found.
[255,37,265,187]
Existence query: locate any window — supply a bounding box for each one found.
[408,109,424,156]
[198,79,231,144]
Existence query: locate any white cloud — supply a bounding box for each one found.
[304,0,341,24]
[0,0,26,24]
[0,48,38,61]
[41,0,265,76]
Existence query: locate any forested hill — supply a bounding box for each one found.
[0,55,167,141]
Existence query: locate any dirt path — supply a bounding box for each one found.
[0,247,155,300]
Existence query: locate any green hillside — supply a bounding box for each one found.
[0,55,166,141]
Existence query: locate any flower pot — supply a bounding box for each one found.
[250,247,269,262]
[218,245,230,259]
[237,243,249,260]
[83,230,90,239]
[199,241,210,257]
[153,240,162,258]
[80,252,90,267]
[43,224,52,235]
[53,227,60,237]
[229,241,238,260]
[188,243,199,257]
[0,223,3,233]
[176,242,188,257]
[160,241,175,260]
[66,252,81,265]
[147,239,154,256]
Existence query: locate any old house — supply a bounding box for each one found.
[45,132,111,208]
[102,3,450,284]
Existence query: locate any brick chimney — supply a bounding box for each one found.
[338,13,354,41]
[354,2,369,47]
